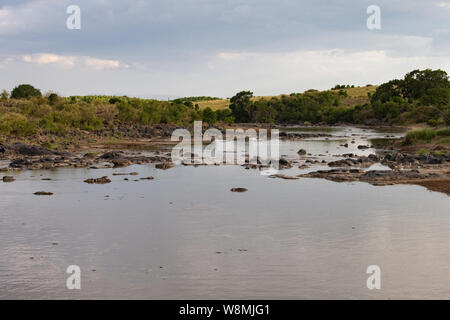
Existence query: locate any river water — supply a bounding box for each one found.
[1,127,449,299]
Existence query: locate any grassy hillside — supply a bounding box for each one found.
[195,85,377,111]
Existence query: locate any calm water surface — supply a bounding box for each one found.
[1,127,449,299]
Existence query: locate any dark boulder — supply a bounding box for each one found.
[84,176,112,184]
[9,159,32,168]
[100,151,124,160]
[10,143,55,156]
[231,188,248,192]
[2,176,15,182]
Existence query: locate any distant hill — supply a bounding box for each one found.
[194,85,378,110]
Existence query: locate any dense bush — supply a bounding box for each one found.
[0,113,36,136]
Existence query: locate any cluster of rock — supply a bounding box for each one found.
[0,144,175,171]
[326,152,450,169]
[327,154,379,168]
[279,132,333,140]
[300,168,439,185]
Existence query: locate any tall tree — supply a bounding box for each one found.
[229,91,253,122]
[11,84,42,99]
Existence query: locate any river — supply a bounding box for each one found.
[1,126,449,299]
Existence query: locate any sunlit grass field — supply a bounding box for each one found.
[195,85,378,110]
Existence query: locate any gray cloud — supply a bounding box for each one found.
[0,0,449,97]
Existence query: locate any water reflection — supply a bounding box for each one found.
[1,127,449,299]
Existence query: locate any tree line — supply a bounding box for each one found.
[229,69,450,126]
[0,69,448,137]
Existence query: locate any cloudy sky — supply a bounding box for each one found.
[0,0,449,98]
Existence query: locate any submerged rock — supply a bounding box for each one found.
[269,174,299,180]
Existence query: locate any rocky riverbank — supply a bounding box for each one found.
[299,153,450,195]
[0,143,173,171]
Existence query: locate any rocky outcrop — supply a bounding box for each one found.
[9,143,65,156]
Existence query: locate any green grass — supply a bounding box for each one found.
[404,128,437,145]
[418,149,430,156]
[194,99,230,111]
[437,127,450,137]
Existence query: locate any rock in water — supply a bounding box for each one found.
[111,159,130,168]
[269,174,299,180]
[231,188,248,192]
[2,176,15,183]
[10,143,56,156]
[84,176,112,184]
[99,151,124,160]
[155,162,174,170]
[34,191,53,196]
[297,149,307,155]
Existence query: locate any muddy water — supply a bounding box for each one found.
[1,127,450,299]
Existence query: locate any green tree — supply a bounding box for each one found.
[11,84,42,99]
[48,93,59,106]
[202,107,217,125]
[229,91,253,122]
[371,80,403,103]
[401,69,449,104]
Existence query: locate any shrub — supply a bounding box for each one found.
[1,90,9,100]
[117,101,137,122]
[0,113,36,135]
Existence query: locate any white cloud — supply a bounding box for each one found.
[22,53,76,68]
[21,53,127,70]
[209,49,450,95]
[85,57,128,70]
[437,1,450,9]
